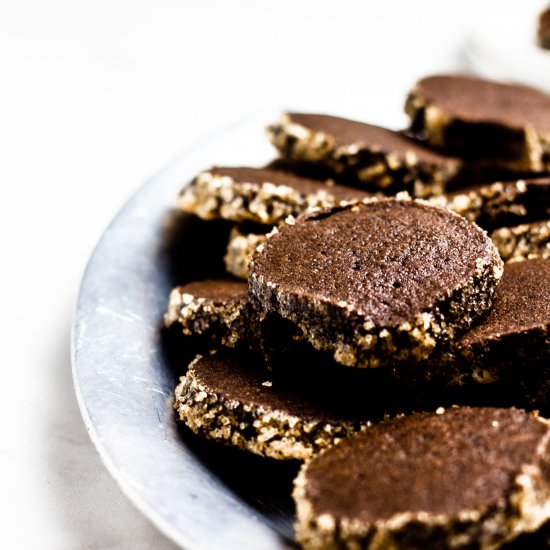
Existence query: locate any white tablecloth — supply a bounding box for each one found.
[0,1,542,547]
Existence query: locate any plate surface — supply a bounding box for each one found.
[72,114,300,550]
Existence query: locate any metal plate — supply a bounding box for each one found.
[71,114,298,550]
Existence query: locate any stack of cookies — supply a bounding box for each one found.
[164,74,550,549]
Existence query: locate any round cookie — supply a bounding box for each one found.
[249,198,503,369]
[430,258,550,387]
[294,407,550,550]
[406,74,550,171]
[267,113,461,197]
[174,352,376,460]
[164,279,253,348]
[177,165,370,225]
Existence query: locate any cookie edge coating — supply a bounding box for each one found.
[176,168,361,225]
[293,414,550,550]
[429,180,534,229]
[249,199,504,369]
[164,285,252,348]
[266,114,460,198]
[405,82,550,173]
[224,227,268,280]
[491,220,550,263]
[173,356,367,461]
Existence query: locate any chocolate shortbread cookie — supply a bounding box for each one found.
[431,178,550,230]
[294,407,550,550]
[538,6,550,49]
[249,198,503,369]
[164,279,253,348]
[428,259,550,386]
[224,225,268,280]
[177,166,371,225]
[406,74,550,171]
[491,220,550,262]
[267,113,461,197]
[174,352,375,460]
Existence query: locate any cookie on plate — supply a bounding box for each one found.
[249,198,503,369]
[174,352,384,460]
[294,407,550,549]
[267,113,461,197]
[177,166,371,225]
[406,74,550,171]
[164,279,253,348]
[426,258,550,387]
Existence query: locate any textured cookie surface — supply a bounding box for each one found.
[164,279,252,348]
[406,74,550,171]
[267,113,461,197]
[491,220,550,263]
[294,407,550,550]
[250,198,503,368]
[177,165,370,225]
[174,352,374,460]
[431,178,550,230]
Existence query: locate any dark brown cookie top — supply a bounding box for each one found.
[411,75,550,132]
[209,165,370,202]
[460,258,550,346]
[286,113,457,166]
[187,352,377,423]
[252,199,498,327]
[301,407,549,522]
[176,279,247,302]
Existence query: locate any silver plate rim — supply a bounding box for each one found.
[71,112,293,550]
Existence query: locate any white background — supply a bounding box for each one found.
[0,1,547,548]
